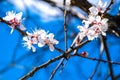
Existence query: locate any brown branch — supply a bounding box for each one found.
[20,54,64,80]
[89,40,104,80]
[49,1,69,79]
[71,54,120,65]
[71,0,91,14]
[20,40,90,80]
[63,0,68,51]
[100,35,115,80]
[49,58,65,80]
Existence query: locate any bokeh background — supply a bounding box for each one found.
[0,0,120,80]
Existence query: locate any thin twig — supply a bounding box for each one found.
[20,54,64,80]
[63,0,68,51]
[89,38,104,80]
[72,54,120,65]
[49,1,68,79]
[20,40,89,80]
[100,35,115,80]
[49,58,65,80]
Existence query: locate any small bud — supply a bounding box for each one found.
[80,52,88,57]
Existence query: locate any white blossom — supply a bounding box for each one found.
[3,11,26,34]
[46,33,59,51]
[23,36,36,52]
[89,0,108,15]
[77,8,108,41]
[89,6,99,16]
[97,0,107,13]
[23,29,59,52]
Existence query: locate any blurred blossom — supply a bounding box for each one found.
[11,0,63,22]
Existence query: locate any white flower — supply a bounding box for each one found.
[3,11,22,21]
[98,18,108,36]
[77,25,89,40]
[23,36,36,52]
[89,6,99,16]
[77,15,108,41]
[97,0,107,13]
[88,14,96,23]
[23,29,59,52]
[87,25,100,40]
[89,0,107,15]
[46,33,59,51]
[3,11,26,34]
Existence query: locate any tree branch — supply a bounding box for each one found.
[100,35,115,80]
[71,54,120,65]
[20,54,64,80]
[20,40,90,80]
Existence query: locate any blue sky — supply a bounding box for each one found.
[0,0,120,80]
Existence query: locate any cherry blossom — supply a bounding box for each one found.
[78,16,108,40]
[97,0,107,13]
[3,11,26,34]
[23,29,59,52]
[77,0,109,41]
[89,6,99,16]
[89,0,107,14]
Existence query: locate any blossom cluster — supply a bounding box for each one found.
[23,29,59,52]
[77,0,108,40]
[2,11,59,52]
[3,11,26,34]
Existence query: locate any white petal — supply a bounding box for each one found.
[101,18,108,24]
[20,24,26,31]
[97,0,103,7]
[32,38,38,44]
[47,33,54,40]
[49,44,54,51]
[16,12,23,20]
[89,6,98,15]
[10,28,14,34]
[54,40,59,44]
[38,42,45,47]
[31,46,36,52]
[102,32,106,36]
[96,16,101,22]
[23,37,28,41]
[3,11,15,21]
[103,1,107,8]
